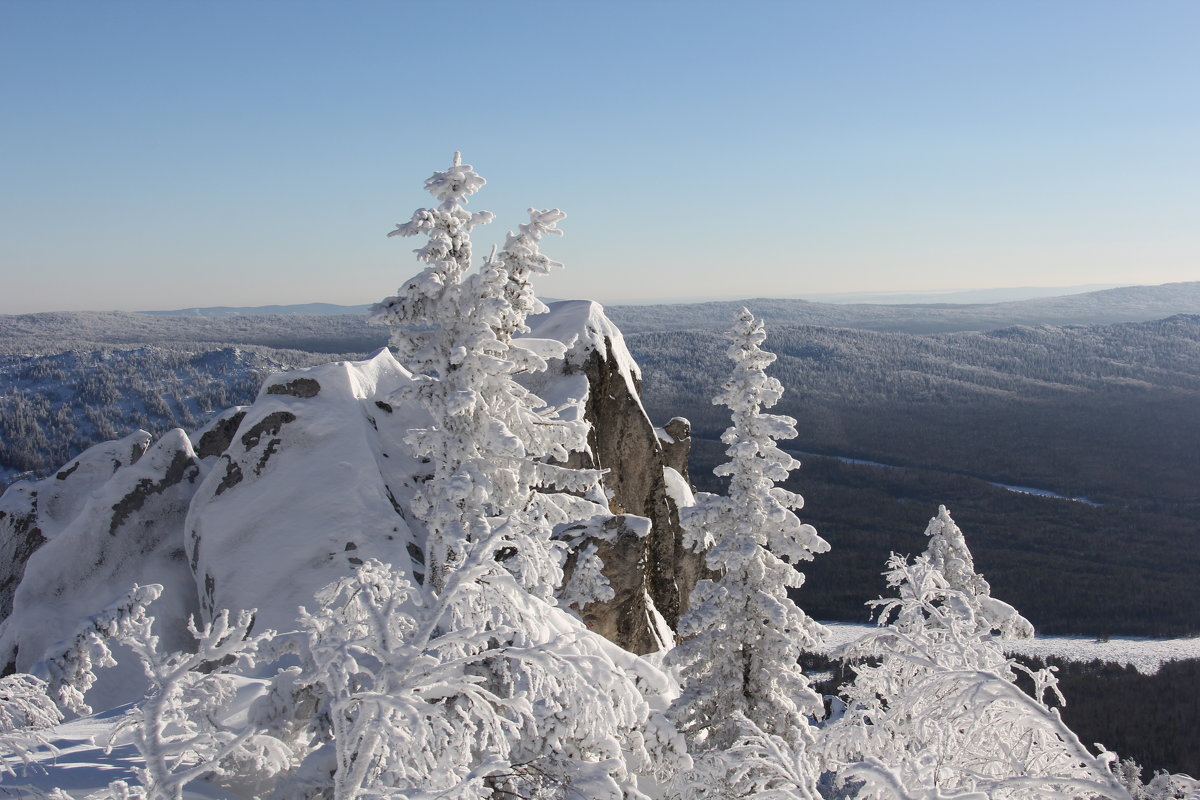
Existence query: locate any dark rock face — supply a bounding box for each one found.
[266,377,321,398]
[240,411,296,450]
[576,343,702,644]
[560,515,661,653]
[195,409,247,459]
[108,448,200,536]
[0,491,44,623]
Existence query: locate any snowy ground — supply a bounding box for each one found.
[818,621,1200,675]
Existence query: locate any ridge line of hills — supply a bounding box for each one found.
[3,282,1197,353]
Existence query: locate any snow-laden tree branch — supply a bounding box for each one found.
[33,583,163,716]
[291,557,686,800]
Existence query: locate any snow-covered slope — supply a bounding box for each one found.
[186,348,428,635]
[0,431,154,622]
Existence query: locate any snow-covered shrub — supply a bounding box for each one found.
[0,673,63,780]
[100,603,290,800]
[1116,759,1200,800]
[290,556,685,800]
[823,530,1134,800]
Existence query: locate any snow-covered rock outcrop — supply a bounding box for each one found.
[186,348,428,635]
[0,429,202,708]
[526,300,703,650]
[0,301,695,707]
[0,430,154,622]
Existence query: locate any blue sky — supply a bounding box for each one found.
[1,1,1196,313]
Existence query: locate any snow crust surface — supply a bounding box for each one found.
[819,622,1200,675]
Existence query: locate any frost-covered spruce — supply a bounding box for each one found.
[924,504,1034,639]
[371,155,602,599]
[667,308,829,751]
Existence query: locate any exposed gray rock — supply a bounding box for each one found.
[578,345,691,630]
[193,407,247,459]
[523,301,704,648]
[559,514,665,654]
[659,417,693,485]
[266,377,321,398]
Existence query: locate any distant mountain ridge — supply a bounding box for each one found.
[137,286,1118,315]
[140,302,372,317]
[130,282,1187,324]
[605,281,1200,334]
[5,283,1199,353]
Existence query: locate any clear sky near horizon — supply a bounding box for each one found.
[1,1,1196,314]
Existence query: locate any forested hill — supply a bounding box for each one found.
[606,281,1200,334]
[629,314,1200,637]
[631,314,1200,507]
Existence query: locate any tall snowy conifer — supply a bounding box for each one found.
[668,308,830,751]
[371,155,600,599]
[353,159,679,798]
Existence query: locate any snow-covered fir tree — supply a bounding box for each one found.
[923,504,1033,639]
[353,157,681,798]
[667,308,830,754]
[371,153,603,600]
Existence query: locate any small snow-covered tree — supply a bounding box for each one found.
[923,505,1033,639]
[667,308,830,756]
[823,511,1132,800]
